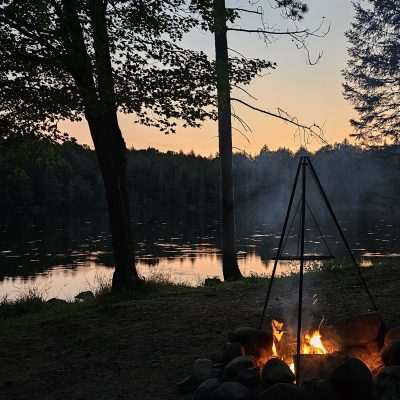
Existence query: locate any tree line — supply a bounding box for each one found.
[2,136,400,226]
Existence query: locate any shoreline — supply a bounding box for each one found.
[1,264,399,400]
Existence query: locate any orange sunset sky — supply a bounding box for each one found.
[60,0,356,156]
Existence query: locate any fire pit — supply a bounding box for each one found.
[177,157,400,399]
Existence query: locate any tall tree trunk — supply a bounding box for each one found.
[86,109,141,290]
[214,0,243,280]
[61,0,140,291]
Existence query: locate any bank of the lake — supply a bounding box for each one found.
[0,264,399,400]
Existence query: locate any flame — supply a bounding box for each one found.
[303,330,328,355]
[269,319,330,371]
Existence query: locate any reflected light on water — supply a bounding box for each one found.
[0,254,299,300]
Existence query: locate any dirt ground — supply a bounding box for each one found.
[0,264,399,400]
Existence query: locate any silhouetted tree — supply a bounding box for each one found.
[192,0,325,280]
[344,0,400,144]
[1,1,273,288]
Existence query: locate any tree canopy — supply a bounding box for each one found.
[0,0,272,139]
[343,0,400,144]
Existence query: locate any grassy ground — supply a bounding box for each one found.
[0,263,399,400]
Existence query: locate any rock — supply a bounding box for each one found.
[257,383,301,400]
[375,366,400,400]
[300,379,336,400]
[204,277,222,287]
[261,358,295,387]
[46,298,67,305]
[213,381,250,400]
[176,375,197,394]
[75,291,94,301]
[193,378,221,400]
[330,358,373,400]
[322,313,382,347]
[385,327,400,347]
[382,340,400,366]
[193,359,215,383]
[229,326,273,358]
[236,367,260,387]
[223,356,256,381]
[223,342,245,363]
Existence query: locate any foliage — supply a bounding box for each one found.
[2,136,400,223]
[343,0,400,144]
[0,0,273,137]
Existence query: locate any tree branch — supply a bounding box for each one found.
[228,8,263,15]
[231,97,327,144]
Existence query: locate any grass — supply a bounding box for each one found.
[0,262,399,400]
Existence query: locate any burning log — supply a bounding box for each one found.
[295,352,347,383]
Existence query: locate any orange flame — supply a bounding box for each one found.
[269,319,330,371]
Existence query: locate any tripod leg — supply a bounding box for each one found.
[259,157,303,329]
[296,157,307,385]
[307,157,378,312]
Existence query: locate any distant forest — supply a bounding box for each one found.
[2,136,400,226]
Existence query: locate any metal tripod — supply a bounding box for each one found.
[259,155,379,384]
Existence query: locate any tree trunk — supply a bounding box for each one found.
[214,0,243,280]
[86,109,141,291]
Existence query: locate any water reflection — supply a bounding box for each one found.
[1,213,400,300]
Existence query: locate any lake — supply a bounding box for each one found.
[1,211,400,300]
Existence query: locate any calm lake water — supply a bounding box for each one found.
[1,212,400,300]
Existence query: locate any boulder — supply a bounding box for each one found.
[330,358,373,400]
[74,291,94,301]
[300,379,336,400]
[261,358,295,387]
[322,313,382,347]
[229,326,273,358]
[375,366,400,400]
[257,383,301,400]
[194,378,221,400]
[193,359,215,383]
[223,342,245,363]
[213,381,250,400]
[205,278,222,287]
[176,375,197,394]
[382,340,400,366]
[223,356,256,381]
[385,327,400,347]
[46,298,67,305]
[236,367,260,387]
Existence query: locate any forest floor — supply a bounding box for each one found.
[0,263,400,400]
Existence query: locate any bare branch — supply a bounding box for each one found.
[228,7,263,15]
[232,126,251,144]
[228,27,310,35]
[231,97,327,144]
[232,111,253,133]
[233,84,258,101]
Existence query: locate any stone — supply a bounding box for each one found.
[204,277,222,287]
[193,359,215,383]
[300,379,336,400]
[257,383,301,400]
[74,291,94,301]
[176,375,197,394]
[329,357,373,400]
[213,381,250,400]
[322,313,382,347]
[228,326,273,359]
[261,358,295,387]
[223,342,245,363]
[223,356,256,381]
[385,327,400,347]
[193,378,220,400]
[236,367,260,387]
[382,340,400,366]
[375,366,400,400]
[46,298,67,305]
